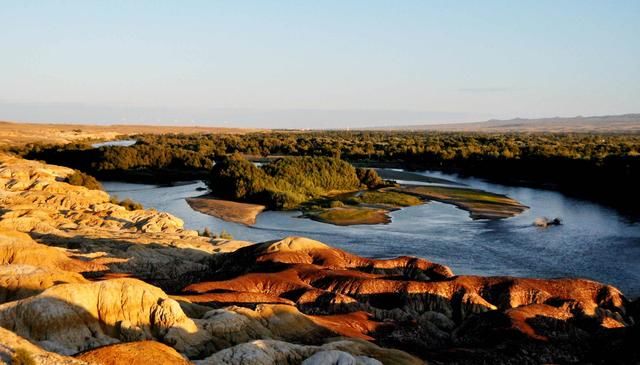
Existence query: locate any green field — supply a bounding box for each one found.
[396,185,527,219]
[353,190,422,207]
[306,207,390,226]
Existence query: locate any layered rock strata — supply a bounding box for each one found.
[0,153,637,364]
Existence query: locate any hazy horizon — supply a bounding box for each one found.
[1,1,639,128]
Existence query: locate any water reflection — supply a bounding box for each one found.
[102,170,640,297]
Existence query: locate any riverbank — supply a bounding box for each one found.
[1,154,637,364]
[100,171,640,298]
[186,195,266,225]
[188,182,528,226]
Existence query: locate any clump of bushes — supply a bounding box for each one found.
[65,171,103,190]
[109,196,144,211]
[201,227,213,237]
[199,227,233,239]
[328,200,344,208]
[356,167,383,188]
[218,229,233,240]
[207,155,364,209]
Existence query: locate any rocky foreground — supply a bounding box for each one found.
[0,153,638,365]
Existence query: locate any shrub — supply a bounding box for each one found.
[329,200,344,208]
[199,227,233,240]
[200,227,213,237]
[218,229,233,240]
[206,155,270,201]
[109,196,144,211]
[65,171,103,190]
[207,155,362,210]
[357,191,422,206]
[356,167,383,188]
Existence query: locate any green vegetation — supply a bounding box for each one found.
[65,171,103,190]
[9,130,640,213]
[206,155,369,209]
[109,196,144,211]
[328,200,345,208]
[199,227,233,239]
[356,167,384,188]
[308,207,389,226]
[300,190,421,225]
[200,227,213,237]
[403,186,513,204]
[397,185,527,219]
[218,229,233,240]
[355,190,422,206]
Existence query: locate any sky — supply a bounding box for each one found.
[1,1,639,128]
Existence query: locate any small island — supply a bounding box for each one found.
[188,155,528,226]
[395,185,529,219]
[185,197,265,225]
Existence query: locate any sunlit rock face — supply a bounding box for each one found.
[193,339,422,365]
[76,341,191,365]
[182,235,635,362]
[0,327,90,365]
[0,153,251,291]
[0,154,637,364]
[0,264,88,303]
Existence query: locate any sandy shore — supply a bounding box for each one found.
[186,195,266,225]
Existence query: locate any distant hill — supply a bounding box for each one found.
[371,114,640,133]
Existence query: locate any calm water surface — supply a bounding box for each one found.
[102,170,640,297]
[92,139,137,148]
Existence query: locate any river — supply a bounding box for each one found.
[102,169,640,298]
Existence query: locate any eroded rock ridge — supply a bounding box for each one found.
[0,154,637,364]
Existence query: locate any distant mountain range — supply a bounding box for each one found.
[369,114,640,133]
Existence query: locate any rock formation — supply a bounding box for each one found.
[0,153,637,364]
[0,327,89,365]
[195,339,422,365]
[0,153,251,291]
[76,341,191,365]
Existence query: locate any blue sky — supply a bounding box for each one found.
[1,1,638,128]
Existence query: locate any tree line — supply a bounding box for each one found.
[207,155,378,209]
[6,130,639,213]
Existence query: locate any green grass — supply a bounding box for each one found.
[310,207,389,225]
[396,185,527,219]
[407,186,511,204]
[355,190,422,207]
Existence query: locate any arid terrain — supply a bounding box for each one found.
[2,0,638,363]
[0,120,259,147]
[0,152,638,364]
